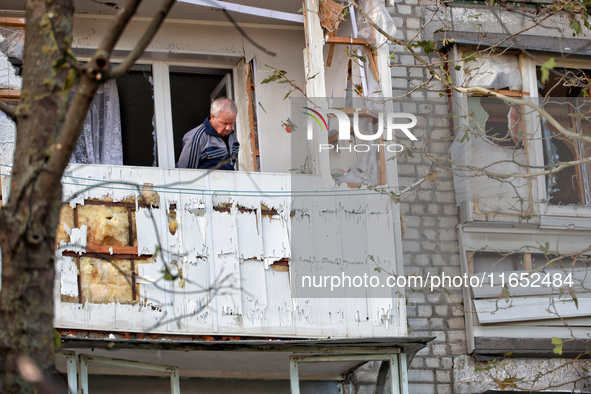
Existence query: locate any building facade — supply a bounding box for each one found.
[0,0,590,392]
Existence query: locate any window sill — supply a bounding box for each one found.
[540,212,591,230]
[541,206,591,230]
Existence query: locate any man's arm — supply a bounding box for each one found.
[177,128,201,168]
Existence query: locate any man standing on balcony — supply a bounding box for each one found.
[177,98,239,170]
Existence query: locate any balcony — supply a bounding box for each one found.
[54,164,406,339]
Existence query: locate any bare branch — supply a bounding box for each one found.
[0,100,17,120]
[108,0,176,79]
[98,0,142,55]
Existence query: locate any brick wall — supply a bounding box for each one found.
[348,2,467,393]
[389,1,466,391]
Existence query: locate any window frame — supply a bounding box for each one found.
[73,53,253,171]
[524,55,591,221]
[450,47,591,224]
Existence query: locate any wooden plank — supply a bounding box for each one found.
[246,60,259,171]
[60,245,139,255]
[466,251,474,274]
[364,46,379,81]
[0,89,20,101]
[326,36,371,46]
[0,17,25,28]
[378,136,386,185]
[523,253,532,271]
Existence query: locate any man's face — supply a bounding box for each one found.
[210,111,237,137]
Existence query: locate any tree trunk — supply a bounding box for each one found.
[0,1,75,392]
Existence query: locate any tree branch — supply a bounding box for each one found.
[108,0,176,79]
[0,100,17,120]
[98,0,142,55]
[350,0,591,146]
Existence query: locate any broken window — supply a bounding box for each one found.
[0,18,23,94]
[538,67,591,206]
[468,95,526,148]
[116,65,157,166]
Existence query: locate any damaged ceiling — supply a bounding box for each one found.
[0,0,304,25]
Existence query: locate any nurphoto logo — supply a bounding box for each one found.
[303,106,418,153]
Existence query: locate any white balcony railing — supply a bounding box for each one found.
[54,164,406,338]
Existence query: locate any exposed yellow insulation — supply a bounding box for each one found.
[78,205,131,246]
[168,207,177,235]
[56,204,74,244]
[80,257,152,304]
[57,197,155,304]
[141,183,160,206]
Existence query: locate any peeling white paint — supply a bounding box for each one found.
[69,225,87,253]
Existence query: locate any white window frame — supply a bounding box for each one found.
[94,56,250,170]
[449,47,591,225]
[522,55,591,222]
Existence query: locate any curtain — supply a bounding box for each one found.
[70,79,123,165]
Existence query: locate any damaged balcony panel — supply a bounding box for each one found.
[339,207,369,263]
[55,165,405,337]
[215,253,244,334]
[136,205,162,256]
[239,259,270,330]
[260,201,291,264]
[236,207,264,260]
[310,204,342,262]
[211,206,238,256]
[366,201,396,267]
[298,297,348,338]
[180,195,208,261]
[182,258,215,333]
[262,267,296,334]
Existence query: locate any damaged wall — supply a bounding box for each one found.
[57,197,155,305]
[55,164,405,338]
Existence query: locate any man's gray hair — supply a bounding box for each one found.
[211,98,237,117]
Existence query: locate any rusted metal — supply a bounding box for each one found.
[84,199,151,209]
[74,205,82,304]
[61,251,152,260]
[131,258,136,301]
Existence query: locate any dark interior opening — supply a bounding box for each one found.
[116,68,156,167]
[169,68,228,164]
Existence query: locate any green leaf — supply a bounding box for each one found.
[540,58,556,84]
[502,287,510,299]
[568,112,587,120]
[406,149,414,158]
[54,329,61,348]
[163,264,178,281]
[569,18,582,36]
[464,54,478,63]
[63,68,77,91]
[454,65,462,71]
[408,40,436,54]
[539,241,550,255]
[551,336,563,355]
